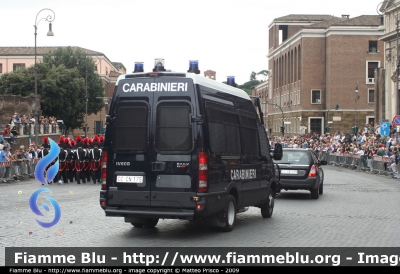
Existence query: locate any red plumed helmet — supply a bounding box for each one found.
[76,135,81,142]
[93,134,99,142]
[70,140,75,146]
[64,138,69,144]
[43,136,49,143]
[99,136,104,141]
[83,137,89,143]
[59,136,64,143]
[88,139,92,144]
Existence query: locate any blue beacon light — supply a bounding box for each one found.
[187,60,200,74]
[134,62,144,73]
[227,76,236,87]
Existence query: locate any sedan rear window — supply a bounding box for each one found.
[274,150,310,165]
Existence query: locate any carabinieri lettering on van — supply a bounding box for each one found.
[122,83,188,92]
[116,162,130,166]
[230,169,256,180]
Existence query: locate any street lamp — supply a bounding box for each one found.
[325,104,340,133]
[34,8,55,146]
[262,101,284,137]
[377,1,400,115]
[354,82,360,135]
[96,96,111,134]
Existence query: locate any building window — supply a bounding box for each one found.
[297,90,300,105]
[0,63,2,73]
[13,63,25,71]
[311,90,321,104]
[368,89,375,103]
[369,41,377,53]
[366,61,379,84]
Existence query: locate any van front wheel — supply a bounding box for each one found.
[220,195,237,232]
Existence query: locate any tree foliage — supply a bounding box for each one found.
[0,47,104,131]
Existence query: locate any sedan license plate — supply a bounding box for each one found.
[281,170,298,174]
[116,176,143,183]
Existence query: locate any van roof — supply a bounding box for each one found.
[116,72,251,101]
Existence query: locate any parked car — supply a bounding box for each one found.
[274,148,327,199]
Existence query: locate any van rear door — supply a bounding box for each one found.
[108,78,154,207]
[150,77,196,208]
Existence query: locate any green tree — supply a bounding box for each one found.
[238,79,262,95]
[42,47,104,128]
[0,46,104,131]
[39,64,86,130]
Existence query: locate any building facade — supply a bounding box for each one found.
[379,0,400,122]
[267,14,384,136]
[0,47,124,136]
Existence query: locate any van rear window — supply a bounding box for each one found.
[112,101,149,152]
[155,101,192,152]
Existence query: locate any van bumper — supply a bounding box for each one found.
[105,207,195,220]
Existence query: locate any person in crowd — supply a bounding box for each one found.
[3,125,16,144]
[0,145,11,182]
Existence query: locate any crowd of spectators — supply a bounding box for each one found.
[270,122,400,178]
[2,112,58,144]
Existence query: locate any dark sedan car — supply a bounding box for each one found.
[274,148,327,199]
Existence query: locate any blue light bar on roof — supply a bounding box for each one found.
[134,62,144,73]
[187,60,200,74]
[227,76,236,87]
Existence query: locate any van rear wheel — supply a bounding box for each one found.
[261,188,274,218]
[143,218,159,228]
[220,195,237,232]
[131,223,144,228]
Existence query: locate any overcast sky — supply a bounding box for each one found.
[2,0,380,84]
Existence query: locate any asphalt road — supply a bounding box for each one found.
[1,165,400,265]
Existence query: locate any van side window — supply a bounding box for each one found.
[156,101,192,152]
[239,110,260,155]
[205,102,241,155]
[258,125,271,160]
[112,101,149,152]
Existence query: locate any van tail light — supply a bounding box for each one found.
[101,150,108,190]
[198,152,209,193]
[308,165,317,177]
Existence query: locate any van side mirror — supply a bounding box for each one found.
[105,115,113,125]
[273,143,283,160]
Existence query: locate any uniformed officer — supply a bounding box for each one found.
[74,141,87,184]
[89,139,102,184]
[55,141,68,184]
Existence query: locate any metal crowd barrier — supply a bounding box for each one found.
[320,151,396,179]
[0,158,39,182]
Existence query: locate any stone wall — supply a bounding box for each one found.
[0,95,37,124]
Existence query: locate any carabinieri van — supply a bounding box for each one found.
[99,59,282,232]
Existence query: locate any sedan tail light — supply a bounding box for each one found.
[308,165,317,177]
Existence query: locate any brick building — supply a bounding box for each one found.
[267,14,384,136]
[204,70,216,80]
[0,47,125,136]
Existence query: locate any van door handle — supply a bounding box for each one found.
[151,162,166,171]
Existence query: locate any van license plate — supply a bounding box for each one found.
[281,170,298,174]
[116,176,143,183]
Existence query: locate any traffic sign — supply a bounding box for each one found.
[380,121,390,136]
[393,115,400,125]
